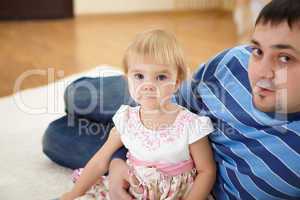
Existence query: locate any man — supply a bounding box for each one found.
[43,0,300,199]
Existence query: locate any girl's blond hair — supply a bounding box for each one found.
[122,29,187,82]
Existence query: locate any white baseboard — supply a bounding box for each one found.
[74,0,174,15]
[74,0,234,15]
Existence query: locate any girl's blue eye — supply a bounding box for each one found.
[157,74,167,81]
[134,73,144,80]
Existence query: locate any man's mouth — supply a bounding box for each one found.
[254,87,275,97]
[253,79,276,97]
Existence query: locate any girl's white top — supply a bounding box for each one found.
[112,105,214,164]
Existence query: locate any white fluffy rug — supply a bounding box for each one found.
[0,66,123,200]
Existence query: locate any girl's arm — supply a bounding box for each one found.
[61,127,123,200]
[108,159,133,200]
[185,136,216,200]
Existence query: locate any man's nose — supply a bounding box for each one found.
[257,58,275,79]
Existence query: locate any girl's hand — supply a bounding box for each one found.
[108,159,133,200]
[60,191,78,200]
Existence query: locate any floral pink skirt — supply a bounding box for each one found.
[72,163,196,200]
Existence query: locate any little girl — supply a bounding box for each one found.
[61,29,216,200]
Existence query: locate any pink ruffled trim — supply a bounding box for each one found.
[126,106,194,151]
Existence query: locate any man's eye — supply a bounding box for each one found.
[252,47,263,57]
[134,73,144,80]
[157,74,167,81]
[279,55,291,63]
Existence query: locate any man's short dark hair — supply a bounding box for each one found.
[255,0,300,29]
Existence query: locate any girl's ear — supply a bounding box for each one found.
[175,79,181,91]
[124,72,129,80]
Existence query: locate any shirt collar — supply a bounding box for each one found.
[265,111,300,122]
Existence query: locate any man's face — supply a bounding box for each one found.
[248,22,300,113]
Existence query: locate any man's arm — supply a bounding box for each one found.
[175,47,234,115]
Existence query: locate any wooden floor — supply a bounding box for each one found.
[0,10,237,97]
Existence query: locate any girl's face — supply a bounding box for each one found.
[127,58,180,111]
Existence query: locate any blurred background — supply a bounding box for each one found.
[0,0,268,97]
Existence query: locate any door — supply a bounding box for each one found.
[0,0,73,20]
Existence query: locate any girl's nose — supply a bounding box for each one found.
[142,83,156,91]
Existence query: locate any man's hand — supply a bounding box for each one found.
[108,159,133,200]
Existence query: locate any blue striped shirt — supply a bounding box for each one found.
[175,45,300,200]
